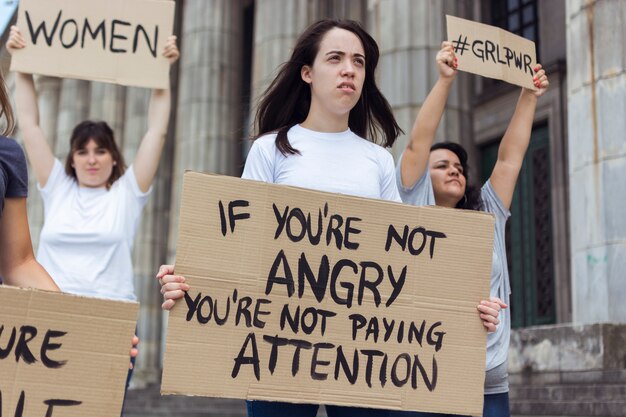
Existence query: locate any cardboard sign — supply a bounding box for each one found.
[446,15,537,90]
[0,286,139,417]
[162,172,495,416]
[10,0,175,89]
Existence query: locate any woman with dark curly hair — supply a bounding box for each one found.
[394,41,549,417]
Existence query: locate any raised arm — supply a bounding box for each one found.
[132,36,179,192]
[489,65,549,209]
[399,41,458,189]
[7,26,55,187]
[0,198,60,291]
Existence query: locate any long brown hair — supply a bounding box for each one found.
[254,19,402,155]
[65,121,126,188]
[0,70,15,136]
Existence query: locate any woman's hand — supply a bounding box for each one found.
[436,41,458,81]
[477,297,508,333]
[129,334,139,369]
[525,64,549,98]
[156,264,189,310]
[6,25,26,53]
[163,35,180,65]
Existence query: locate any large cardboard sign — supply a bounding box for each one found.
[0,286,139,417]
[10,0,175,89]
[447,15,537,90]
[162,172,495,416]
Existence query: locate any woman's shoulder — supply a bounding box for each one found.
[250,132,279,150]
[0,137,27,172]
[353,135,394,162]
[0,136,23,154]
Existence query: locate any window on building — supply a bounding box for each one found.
[481,125,556,328]
[482,0,539,94]
[491,0,539,44]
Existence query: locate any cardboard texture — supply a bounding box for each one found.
[162,172,495,416]
[10,0,174,89]
[446,15,537,90]
[0,286,139,417]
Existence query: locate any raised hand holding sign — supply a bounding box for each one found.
[446,15,538,90]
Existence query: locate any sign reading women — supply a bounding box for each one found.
[10,0,174,89]
[162,172,495,416]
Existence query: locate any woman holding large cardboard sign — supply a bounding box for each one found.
[394,41,549,417]
[7,25,179,302]
[0,70,59,291]
[156,19,504,417]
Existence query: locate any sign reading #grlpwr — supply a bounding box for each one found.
[10,0,174,89]
[446,15,538,90]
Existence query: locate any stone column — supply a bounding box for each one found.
[55,79,91,157]
[89,83,127,145]
[368,0,473,163]
[163,2,247,382]
[167,0,245,297]
[566,0,626,323]
[119,86,158,386]
[250,0,310,113]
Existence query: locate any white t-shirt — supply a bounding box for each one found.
[37,159,150,300]
[242,124,401,202]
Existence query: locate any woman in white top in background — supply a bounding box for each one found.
[0,65,139,370]
[393,41,549,417]
[7,25,179,302]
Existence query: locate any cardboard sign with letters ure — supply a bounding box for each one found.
[162,172,495,416]
[0,286,139,417]
[10,0,174,89]
[446,15,537,90]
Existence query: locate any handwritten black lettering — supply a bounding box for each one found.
[59,19,79,48]
[311,342,334,380]
[278,304,337,336]
[0,391,81,417]
[40,331,67,369]
[44,399,82,417]
[132,25,158,57]
[385,224,447,259]
[24,9,160,57]
[272,204,361,250]
[110,19,131,53]
[81,19,106,49]
[25,10,62,46]
[468,36,534,76]
[231,332,260,380]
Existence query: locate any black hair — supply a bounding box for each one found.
[254,19,402,154]
[431,142,483,211]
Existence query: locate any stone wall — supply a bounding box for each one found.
[509,323,626,416]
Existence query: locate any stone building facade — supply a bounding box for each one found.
[1,0,624,416]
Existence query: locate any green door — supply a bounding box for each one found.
[481,125,556,328]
